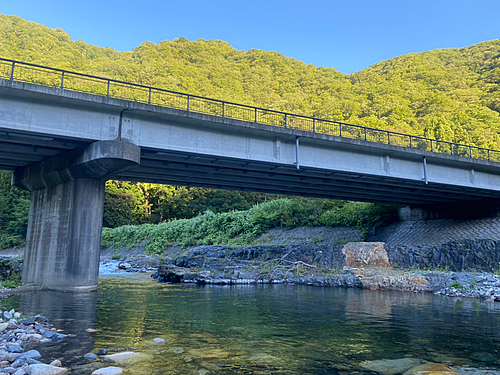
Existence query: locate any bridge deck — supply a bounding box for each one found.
[1,62,500,205]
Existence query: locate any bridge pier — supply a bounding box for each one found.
[13,140,140,292]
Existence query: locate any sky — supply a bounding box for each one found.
[1,0,499,74]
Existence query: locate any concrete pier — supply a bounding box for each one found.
[13,140,140,291]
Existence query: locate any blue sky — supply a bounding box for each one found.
[1,0,499,74]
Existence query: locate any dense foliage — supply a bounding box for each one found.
[101,198,398,254]
[0,171,30,248]
[103,181,277,228]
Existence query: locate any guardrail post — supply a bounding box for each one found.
[148,88,152,105]
[431,140,434,152]
[469,146,472,158]
[187,96,190,112]
[60,72,65,89]
[450,143,454,155]
[364,128,367,141]
[339,123,342,137]
[313,118,316,133]
[254,108,257,123]
[10,62,15,81]
[285,114,288,128]
[409,136,413,148]
[222,102,225,118]
[106,80,110,97]
[388,132,391,145]
[488,149,491,161]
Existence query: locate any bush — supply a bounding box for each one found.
[102,198,399,254]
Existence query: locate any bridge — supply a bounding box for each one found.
[1,58,500,291]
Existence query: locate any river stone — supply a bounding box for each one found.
[8,345,24,353]
[153,338,166,344]
[104,352,140,362]
[13,369,26,375]
[91,367,123,375]
[97,348,108,355]
[403,363,458,375]
[188,348,229,359]
[196,271,211,279]
[342,242,391,269]
[49,361,61,367]
[106,352,151,366]
[470,352,499,363]
[0,323,9,332]
[168,347,184,354]
[83,353,98,361]
[360,358,424,375]
[247,352,278,363]
[25,364,69,375]
[23,350,41,360]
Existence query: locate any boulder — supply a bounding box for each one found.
[343,242,391,269]
[157,265,188,283]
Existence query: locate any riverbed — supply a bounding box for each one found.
[1,273,500,374]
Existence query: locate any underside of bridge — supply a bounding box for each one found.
[2,128,499,207]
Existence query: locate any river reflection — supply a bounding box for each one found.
[0,274,500,374]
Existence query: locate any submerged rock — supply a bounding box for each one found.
[360,358,424,375]
[403,363,459,375]
[104,352,140,362]
[91,367,123,375]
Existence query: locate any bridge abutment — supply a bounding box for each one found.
[13,140,140,292]
[399,199,500,221]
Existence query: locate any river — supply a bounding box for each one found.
[1,273,500,374]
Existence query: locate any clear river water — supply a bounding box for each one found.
[1,273,500,374]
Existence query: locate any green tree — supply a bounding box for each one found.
[0,171,30,248]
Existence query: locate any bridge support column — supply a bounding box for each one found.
[13,140,140,292]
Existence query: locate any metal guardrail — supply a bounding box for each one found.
[1,57,499,162]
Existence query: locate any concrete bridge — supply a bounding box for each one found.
[1,58,500,291]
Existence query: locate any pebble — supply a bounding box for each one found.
[153,338,165,344]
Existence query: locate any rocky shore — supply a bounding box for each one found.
[0,309,69,374]
[150,242,500,302]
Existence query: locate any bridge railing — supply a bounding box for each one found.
[2,57,500,163]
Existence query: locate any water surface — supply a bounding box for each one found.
[1,274,500,374]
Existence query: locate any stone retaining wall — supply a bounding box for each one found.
[369,217,500,272]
